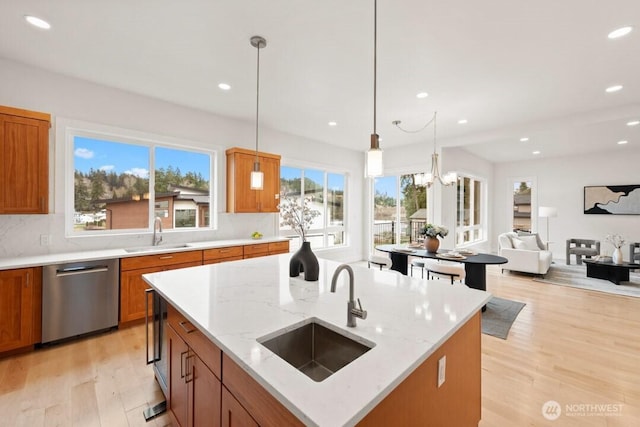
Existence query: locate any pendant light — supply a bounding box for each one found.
[250,35,266,190]
[365,0,383,177]
[393,112,457,187]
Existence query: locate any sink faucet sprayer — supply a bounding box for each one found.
[153,217,163,246]
[330,264,367,327]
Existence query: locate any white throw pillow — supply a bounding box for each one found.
[513,235,540,251]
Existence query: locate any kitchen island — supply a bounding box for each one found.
[143,254,491,426]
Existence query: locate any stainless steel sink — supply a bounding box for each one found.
[124,243,191,253]
[258,318,375,382]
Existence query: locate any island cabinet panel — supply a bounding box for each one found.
[226,147,281,213]
[356,312,482,427]
[203,246,244,265]
[222,385,258,427]
[167,306,222,427]
[243,243,270,259]
[167,304,222,379]
[0,267,41,354]
[222,353,304,427]
[168,324,222,427]
[120,250,203,324]
[0,106,50,214]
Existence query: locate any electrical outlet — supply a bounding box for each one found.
[437,355,446,387]
[40,234,51,246]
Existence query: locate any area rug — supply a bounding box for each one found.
[532,263,640,298]
[481,297,525,340]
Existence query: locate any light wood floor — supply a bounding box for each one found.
[1,266,639,426]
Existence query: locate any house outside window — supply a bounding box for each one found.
[456,175,485,245]
[372,174,427,249]
[67,124,214,236]
[279,166,346,251]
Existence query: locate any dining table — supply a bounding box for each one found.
[375,244,508,293]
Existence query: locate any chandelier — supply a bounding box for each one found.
[365,0,383,177]
[393,111,457,187]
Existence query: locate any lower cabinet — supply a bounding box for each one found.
[222,386,258,427]
[0,267,41,353]
[167,322,222,427]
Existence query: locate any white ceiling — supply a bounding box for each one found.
[1,0,639,163]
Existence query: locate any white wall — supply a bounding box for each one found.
[0,58,364,262]
[492,148,640,261]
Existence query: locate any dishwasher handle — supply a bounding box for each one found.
[55,265,109,277]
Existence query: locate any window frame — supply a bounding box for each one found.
[279,164,348,251]
[455,173,486,246]
[63,119,217,237]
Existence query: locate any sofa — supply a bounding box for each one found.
[498,232,553,276]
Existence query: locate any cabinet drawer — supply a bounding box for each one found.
[268,241,290,254]
[203,246,244,262]
[168,305,222,380]
[121,250,202,271]
[243,243,269,257]
[203,255,244,265]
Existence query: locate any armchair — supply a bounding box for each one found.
[566,239,600,265]
[630,242,640,264]
[498,232,552,276]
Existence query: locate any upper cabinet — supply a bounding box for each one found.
[0,106,50,214]
[226,147,280,213]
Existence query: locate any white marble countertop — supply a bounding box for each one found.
[143,255,491,427]
[0,237,287,270]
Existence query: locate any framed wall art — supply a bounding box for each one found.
[584,185,640,215]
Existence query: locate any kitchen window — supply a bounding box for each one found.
[372,174,427,249]
[456,175,485,245]
[65,122,215,236]
[279,166,346,250]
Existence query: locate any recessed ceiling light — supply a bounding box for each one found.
[617,140,628,145]
[627,120,640,126]
[532,150,541,155]
[608,26,633,39]
[416,92,428,99]
[606,85,623,93]
[520,137,529,142]
[218,83,231,90]
[24,15,51,30]
[457,119,468,124]
[328,121,337,127]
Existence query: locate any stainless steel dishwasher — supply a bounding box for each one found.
[42,259,119,343]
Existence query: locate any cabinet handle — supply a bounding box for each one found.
[26,271,30,288]
[219,249,230,253]
[180,350,189,379]
[185,354,195,383]
[158,255,173,260]
[179,321,196,334]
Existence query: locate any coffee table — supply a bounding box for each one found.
[583,259,639,285]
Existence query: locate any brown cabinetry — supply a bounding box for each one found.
[0,267,42,353]
[0,106,50,214]
[120,251,202,324]
[203,246,244,265]
[226,147,281,213]
[167,305,222,427]
[243,240,289,259]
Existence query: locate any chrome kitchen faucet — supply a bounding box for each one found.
[153,217,163,246]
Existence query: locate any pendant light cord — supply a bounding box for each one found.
[373,0,377,136]
[255,41,261,163]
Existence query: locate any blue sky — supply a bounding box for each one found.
[74,137,210,179]
[374,176,397,198]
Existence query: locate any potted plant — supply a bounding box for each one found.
[279,194,321,281]
[420,223,449,253]
[606,234,625,264]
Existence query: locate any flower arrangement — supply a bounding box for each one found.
[278,194,320,242]
[420,223,449,239]
[606,234,625,249]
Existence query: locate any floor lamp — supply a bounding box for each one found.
[539,206,558,250]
